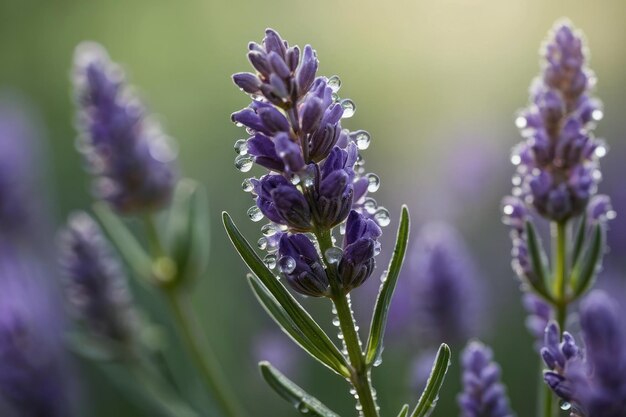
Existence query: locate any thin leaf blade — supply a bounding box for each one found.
[365,205,410,366]
[410,343,451,417]
[524,221,554,301]
[572,224,604,297]
[222,212,349,377]
[259,361,341,417]
[397,404,410,417]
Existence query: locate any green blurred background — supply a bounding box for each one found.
[2,0,626,416]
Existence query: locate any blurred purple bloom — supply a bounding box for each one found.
[410,222,481,346]
[252,329,301,376]
[73,42,177,214]
[0,250,72,417]
[522,292,552,351]
[58,212,137,345]
[586,194,615,225]
[507,21,604,222]
[458,340,514,417]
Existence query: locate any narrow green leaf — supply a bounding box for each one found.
[571,215,587,267]
[524,221,554,301]
[166,179,210,285]
[247,274,347,375]
[93,202,152,281]
[222,212,349,377]
[365,205,410,366]
[410,343,451,417]
[259,361,340,417]
[571,224,604,297]
[397,404,410,417]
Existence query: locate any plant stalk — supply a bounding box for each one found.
[316,229,379,417]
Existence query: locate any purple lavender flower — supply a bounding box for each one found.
[73,42,176,214]
[508,21,605,222]
[252,329,301,376]
[58,211,137,345]
[458,340,514,417]
[410,222,481,346]
[0,251,72,417]
[234,29,385,294]
[586,194,615,225]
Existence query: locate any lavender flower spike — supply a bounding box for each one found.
[509,21,605,222]
[58,211,138,345]
[73,42,177,214]
[458,340,514,417]
[410,222,480,346]
[338,210,381,292]
[0,252,72,417]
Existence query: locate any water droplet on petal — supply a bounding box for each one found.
[592,109,604,121]
[559,401,571,411]
[247,205,263,222]
[366,173,380,192]
[363,197,377,213]
[374,207,390,227]
[607,210,617,220]
[327,75,341,92]
[261,223,277,237]
[324,247,343,264]
[503,204,514,216]
[242,177,254,192]
[510,154,522,166]
[515,116,527,129]
[595,144,607,158]
[263,254,277,270]
[257,237,268,250]
[352,130,371,150]
[234,139,248,155]
[340,99,356,118]
[278,256,296,274]
[235,154,253,172]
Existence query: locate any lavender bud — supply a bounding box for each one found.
[232,72,261,94]
[278,234,329,297]
[458,340,514,417]
[338,210,381,292]
[58,212,138,345]
[73,42,176,214]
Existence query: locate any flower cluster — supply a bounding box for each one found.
[543,291,626,417]
[507,21,605,222]
[458,340,514,417]
[73,42,177,214]
[58,212,138,345]
[232,29,386,296]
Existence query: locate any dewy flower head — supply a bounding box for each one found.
[73,42,177,214]
[233,29,387,294]
[508,20,605,222]
[58,211,138,345]
[0,250,71,417]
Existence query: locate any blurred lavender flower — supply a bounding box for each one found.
[73,42,177,214]
[0,95,44,239]
[541,321,583,406]
[458,340,514,417]
[58,211,138,346]
[252,329,301,377]
[234,29,385,295]
[522,292,552,351]
[508,21,605,222]
[410,222,481,346]
[0,250,72,417]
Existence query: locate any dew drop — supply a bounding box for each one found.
[242,177,255,192]
[234,139,248,155]
[366,173,380,192]
[290,175,301,185]
[261,223,277,237]
[332,317,340,327]
[263,254,277,270]
[340,99,356,118]
[592,109,604,121]
[247,206,264,222]
[327,75,341,92]
[374,207,391,227]
[510,154,522,166]
[595,144,607,158]
[352,130,371,150]
[503,204,514,216]
[363,197,377,213]
[257,237,268,250]
[235,155,253,172]
[297,402,309,413]
[324,247,343,264]
[515,115,527,129]
[559,401,571,411]
[607,210,617,220]
[278,256,296,274]
[331,92,340,102]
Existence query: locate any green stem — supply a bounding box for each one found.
[144,216,244,417]
[316,229,379,417]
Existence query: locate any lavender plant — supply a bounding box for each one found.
[499,20,619,417]
[223,29,451,416]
